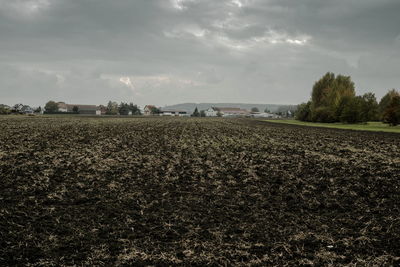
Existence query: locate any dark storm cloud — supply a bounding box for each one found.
[1,0,399,107]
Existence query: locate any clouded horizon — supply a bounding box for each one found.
[1,0,400,108]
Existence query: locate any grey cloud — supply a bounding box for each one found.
[0,0,399,107]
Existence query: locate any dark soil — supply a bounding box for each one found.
[0,116,399,266]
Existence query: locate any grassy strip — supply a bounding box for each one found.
[263,119,400,133]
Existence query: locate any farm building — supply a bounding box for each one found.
[250,112,279,118]
[205,107,218,117]
[207,107,249,117]
[159,109,189,117]
[11,104,34,114]
[57,102,102,115]
[144,105,157,116]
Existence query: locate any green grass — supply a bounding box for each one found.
[263,119,400,133]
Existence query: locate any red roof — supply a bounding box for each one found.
[144,105,156,110]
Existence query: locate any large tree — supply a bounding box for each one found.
[383,95,400,126]
[379,89,400,119]
[305,72,356,122]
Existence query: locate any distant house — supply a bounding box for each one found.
[98,105,107,115]
[205,107,218,117]
[57,102,68,112]
[159,109,189,117]
[21,105,34,114]
[208,107,249,117]
[144,105,157,116]
[57,102,101,115]
[11,104,24,114]
[10,104,34,114]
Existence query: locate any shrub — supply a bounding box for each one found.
[311,106,336,123]
[295,102,311,121]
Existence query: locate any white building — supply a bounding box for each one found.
[206,107,249,117]
[205,107,218,117]
[160,109,189,117]
[143,105,157,116]
[250,112,278,118]
[56,102,101,115]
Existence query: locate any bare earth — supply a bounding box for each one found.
[0,116,399,266]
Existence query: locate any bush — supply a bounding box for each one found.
[0,106,11,115]
[311,106,336,123]
[295,102,311,121]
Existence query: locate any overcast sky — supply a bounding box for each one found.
[1,0,399,107]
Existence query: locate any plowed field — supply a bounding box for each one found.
[1,116,399,266]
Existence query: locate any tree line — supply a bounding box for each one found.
[296,72,400,126]
[42,100,141,115]
[103,101,141,115]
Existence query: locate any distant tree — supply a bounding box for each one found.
[72,106,79,113]
[264,107,270,113]
[106,101,118,115]
[11,104,24,114]
[118,102,130,115]
[45,101,59,113]
[0,104,11,114]
[251,107,259,113]
[383,95,400,126]
[129,103,141,115]
[192,107,200,117]
[34,106,42,113]
[379,89,400,119]
[200,110,206,117]
[150,106,160,115]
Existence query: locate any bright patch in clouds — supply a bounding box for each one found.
[119,76,135,90]
[286,39,309,45]
[170,0,185,10]
[232,0,243,8]
[117,75,201,91]
[0,0,50,16]
[165,25,311,51]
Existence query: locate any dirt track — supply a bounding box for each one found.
[1,116,399,266]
